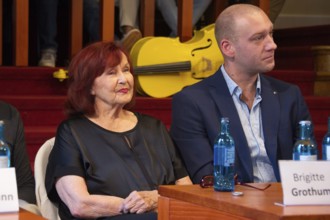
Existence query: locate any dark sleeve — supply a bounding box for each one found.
[45,121,85,203]
[170,92,214,184]
[294,85,314,142]
[1,101,36,204]
[158,121,188,180]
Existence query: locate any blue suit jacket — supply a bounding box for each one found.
[170,69,312,184]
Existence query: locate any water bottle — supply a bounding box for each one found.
[293,120,318,161]
[322,117,330,160]
[214,117,235,192]
[0,120,11,168]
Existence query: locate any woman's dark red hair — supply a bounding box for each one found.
[64,41,136,117]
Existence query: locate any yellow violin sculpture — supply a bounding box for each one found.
[53,68,68,81]
[130,24,224,98]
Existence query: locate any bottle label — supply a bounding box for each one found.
[299,155,317,161]
[0,156,8,168]
[326,145,330,160]
[223,147,235,166]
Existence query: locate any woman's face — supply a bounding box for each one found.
[91,52,134,110]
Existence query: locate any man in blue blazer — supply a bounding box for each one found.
[170,4,312,184]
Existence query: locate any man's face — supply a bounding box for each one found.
[232,12,277,75]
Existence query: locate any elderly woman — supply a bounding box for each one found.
[45,41,192,220]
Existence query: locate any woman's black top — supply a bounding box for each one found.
[45,112,188,219]
[0,100,36,204]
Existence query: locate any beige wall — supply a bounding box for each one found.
[274,0,330,29]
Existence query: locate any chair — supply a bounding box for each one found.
[34,137,60,220]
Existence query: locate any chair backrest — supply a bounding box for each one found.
[34,137,60,220]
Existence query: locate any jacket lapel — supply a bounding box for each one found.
[207,70,254,182]
[260,76,280,179]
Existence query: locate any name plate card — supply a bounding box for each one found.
[279,160,330,206]
[0,168,19,212]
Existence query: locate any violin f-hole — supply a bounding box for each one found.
[191,38,213,57]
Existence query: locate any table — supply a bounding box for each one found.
[0,208,45,220]
[158,183,330,220]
